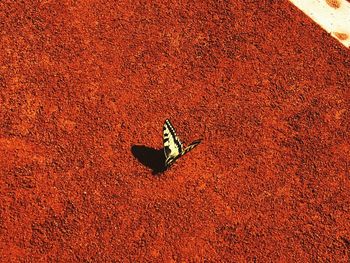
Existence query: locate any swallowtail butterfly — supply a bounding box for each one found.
[163,119,202,168]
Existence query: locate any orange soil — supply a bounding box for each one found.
[0,0,349,261]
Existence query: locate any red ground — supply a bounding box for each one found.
[0,0,349,262]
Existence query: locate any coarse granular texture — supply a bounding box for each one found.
[0,0,349,262]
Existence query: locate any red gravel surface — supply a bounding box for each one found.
[1,0,349,262]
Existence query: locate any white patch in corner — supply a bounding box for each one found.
[289,0,350,48]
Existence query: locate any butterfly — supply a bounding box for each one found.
[163,119,202,168]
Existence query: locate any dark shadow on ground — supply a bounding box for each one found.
[131,145,166,175]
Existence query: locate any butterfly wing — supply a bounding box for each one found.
[163,119,183,167]
[181,139,202,156]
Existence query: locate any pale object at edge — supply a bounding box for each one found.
[289,0,350,48]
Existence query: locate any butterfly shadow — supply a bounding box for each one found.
[131,145,166,175]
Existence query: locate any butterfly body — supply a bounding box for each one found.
[163,119,201,168]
